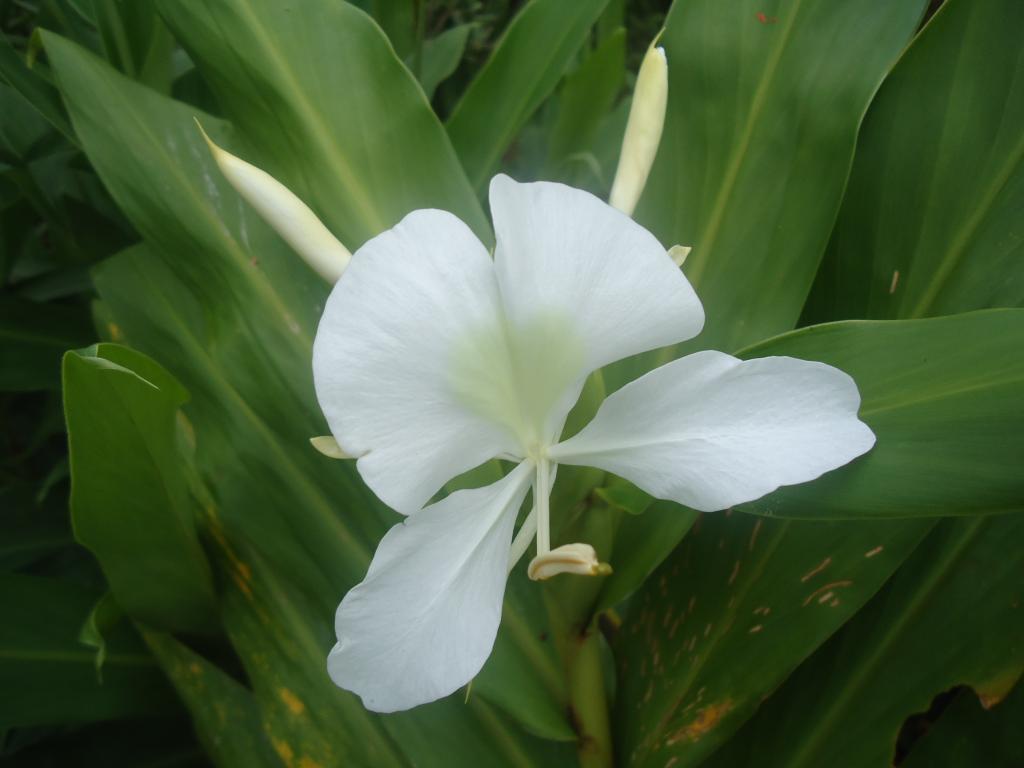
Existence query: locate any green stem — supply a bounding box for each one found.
[568,624,613,768]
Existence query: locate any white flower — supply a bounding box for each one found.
[312,175,876,712]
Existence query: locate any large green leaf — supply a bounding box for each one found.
[704,513,1024,768]
[613,512,929,767]
[630,0,927,363]
[0,573,177,728]
[737,310,1024,519]
[807,0,1024,323]
[446,0,610,191]
[155,0,489,248]
[63,343,218,633]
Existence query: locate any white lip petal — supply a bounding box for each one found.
[549,351,876,512]
[327,461,534,713]
[312,208,520,515]
[489,174,704,443]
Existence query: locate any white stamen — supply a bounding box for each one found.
[534,458,552,556]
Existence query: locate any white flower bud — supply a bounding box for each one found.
[527,542,613,581]
[609,43,668,217]
[196,120,352,283]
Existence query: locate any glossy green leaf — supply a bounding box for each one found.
[630,0,927,363]
[156,0,489,248]
[737,310,1024,519]
[63,343,218,633]
[410,23,474,102]
[446,0,611,190]
[807,0,1024,323]
[902,683,1024,768]
[0,573,177,728]
[613,513,929,767]
[141,629,284,768]
[705,513,1024,768]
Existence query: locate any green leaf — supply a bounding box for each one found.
[737,310,1024,519]
[0,294,91,391]
[807,0,1024,323]
[704,513,1024,768]
[543,27,625,185]
[446,0,611,191]
[409,23,474,102]
[628,0,927,367]
[0,35,76,142]
[91,0,176,91]
[902,683,1024,768]
[613,513,930,767]
[155,0,490,248]
[141,629,285,768]
[63,343,218,633]
[0,573,177,728]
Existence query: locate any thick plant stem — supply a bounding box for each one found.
[568,625,613,768]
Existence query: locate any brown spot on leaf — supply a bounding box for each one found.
[801,557,832,582]
[665,699,734,745]
[279,688,306,716]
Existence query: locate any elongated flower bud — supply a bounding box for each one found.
[608,42,668,217]
[528,543,612,581]
[195,121,351,283]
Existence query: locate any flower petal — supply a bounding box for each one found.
[313,209,519,514]
[549,351,876,512]
[327,461,534,712]
[489,174,704,443]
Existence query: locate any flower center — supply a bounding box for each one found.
[448,311,586,450]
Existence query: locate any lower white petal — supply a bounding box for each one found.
[549,351,876,512]
[328,462,533,713]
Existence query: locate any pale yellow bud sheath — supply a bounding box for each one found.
[310,435,352,459]
[608,42,668,216]
[194,120,352,283]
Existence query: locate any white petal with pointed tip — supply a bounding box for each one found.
[549,351,876,512]
[489,175,704,443]
[328,462,534,713]
[313,209,519,514]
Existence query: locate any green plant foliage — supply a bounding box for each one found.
[0,0,1021,764]
[613,511,930,767]
[63,343,218,633]
[809,0,1024,322]
[446,0,612,190]
[705,512,1024,767]
[155,0,490,249]
[0,573,178,728]
[901,682,1024,768]
[628,0,928,369]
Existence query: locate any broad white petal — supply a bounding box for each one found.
[328,461,534,712]
[549,351,876,512]
[489,174,704,443]
[313,209,519,514]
